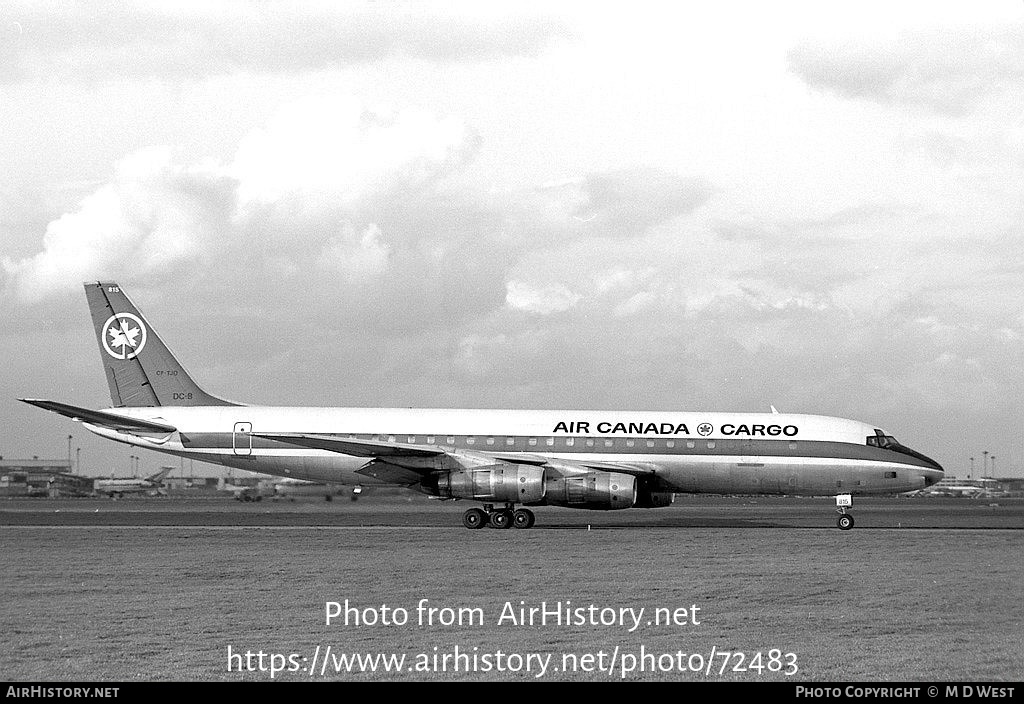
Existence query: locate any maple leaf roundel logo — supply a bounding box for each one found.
[101,313,148,360]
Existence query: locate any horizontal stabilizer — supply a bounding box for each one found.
[19,399,177,434]
[252,433,443,458]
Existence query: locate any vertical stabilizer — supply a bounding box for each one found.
[84,282,237,407]
[147,467,174,484]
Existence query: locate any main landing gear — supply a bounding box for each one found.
[835,493,855,530]
[462,504,536,530]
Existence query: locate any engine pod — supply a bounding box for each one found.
[443,464,546,503]
[545,471,637,510]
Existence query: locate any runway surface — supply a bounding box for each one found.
[3,495,1023,682]
[2,494,1022,529]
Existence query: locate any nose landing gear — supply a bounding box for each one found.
[835,493,855,530]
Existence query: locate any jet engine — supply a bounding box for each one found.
[634,487,674,508]
[544,471,636,510]
[435,464,546,503]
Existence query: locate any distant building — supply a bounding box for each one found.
[994,477,1024,494]
[0,458,93,497]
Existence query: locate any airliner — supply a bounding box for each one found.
[917,477,1006,499]
[93,466,172,498]
[21,282,944,529]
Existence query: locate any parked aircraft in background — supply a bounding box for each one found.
[93,466,172,498]
[913,477,1007,498]
[216,478,266,502]
[22,282,944,530]
[270,478,354,502]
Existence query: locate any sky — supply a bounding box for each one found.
[1,1,1022,479]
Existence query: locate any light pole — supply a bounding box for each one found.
[969,457,974,479]
[76,448,81,475]
[67,435,73,473]
[982,450,989,479]
[991,455,996,479]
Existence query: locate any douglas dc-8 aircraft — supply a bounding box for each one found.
[22,282,944,530]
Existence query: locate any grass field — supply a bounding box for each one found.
[1,497,1022,682]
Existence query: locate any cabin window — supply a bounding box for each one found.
[506,437,515,446]
[485,437,494,445]
[646,440,655,448]
[626,439,635,448]
[585,439,595,448]
[884,471,897,479]
[604,439,614,448]
[546,437,554,447]
[466,437,476,445]
[446,436,455,444]
[388,435,396,443]
[686,441,695,449]
[666,440,675,448]
[788,442,797,450]
[426,436,435,444]
[528,438,537,446]
[407,436,416,443]
[565,438,575,447]
[706,441,716,449]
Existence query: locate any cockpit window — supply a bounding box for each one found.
[866,429,898,448]
[866,429,942,471]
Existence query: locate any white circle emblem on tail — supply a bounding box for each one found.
[101,313,148,360]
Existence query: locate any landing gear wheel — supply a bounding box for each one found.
[489,511,512,529]
[463,508,487,529]
[513,509,535,529]
[837,514,855,530]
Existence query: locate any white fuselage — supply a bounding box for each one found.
[83,406,944,497]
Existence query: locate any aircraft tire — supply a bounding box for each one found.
[463,508,487,529]
[513,509,535,529]
[489,511,512,529]
[837,514,855,530]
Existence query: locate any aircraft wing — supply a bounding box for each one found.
[19,399,177,434]
[488,453,655,475]
[255,433,657,477]
[251,433,444,458]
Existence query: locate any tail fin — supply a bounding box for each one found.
[147,466,173,484]
[85,282,238,407]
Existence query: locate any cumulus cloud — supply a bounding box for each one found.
[2,96,479,312]
[1,2,573,84]
[1,147,234,302]
[787,26,1024,115]
[505,280,580,314]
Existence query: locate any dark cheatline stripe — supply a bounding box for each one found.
[178,432,938,469]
